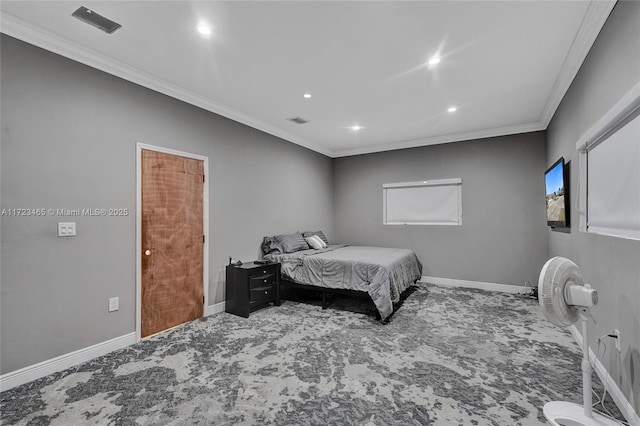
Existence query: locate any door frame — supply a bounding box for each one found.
[135,143,209,342]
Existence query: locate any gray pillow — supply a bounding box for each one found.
[302,231,329,245]
[261,236,282,254]
[276,232,309,253]
[262,232,310,254]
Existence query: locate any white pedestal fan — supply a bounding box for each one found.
[538,256,620,426]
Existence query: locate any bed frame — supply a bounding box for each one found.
[280,278,382,319]
[260,243,421,322]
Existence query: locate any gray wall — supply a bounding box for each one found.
[0,35,333,373]
[547,0,640,415]
[333,132,548,287]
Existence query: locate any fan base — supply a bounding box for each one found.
[544,401,620,425]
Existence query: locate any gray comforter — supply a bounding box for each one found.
[264,245,422,320]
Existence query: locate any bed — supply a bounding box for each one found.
[262,232,422,321]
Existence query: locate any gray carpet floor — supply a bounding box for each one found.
[0,283,624,425]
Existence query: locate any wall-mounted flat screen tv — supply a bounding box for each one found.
[544,157,569,229]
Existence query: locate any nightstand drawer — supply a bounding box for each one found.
[249,273,276,289]
[250,284,276,304]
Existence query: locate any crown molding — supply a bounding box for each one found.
[1,1,614,159]
[0,11,333,158]
[539,0,617,127]
[332,121,546,158]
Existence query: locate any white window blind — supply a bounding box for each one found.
[575,83,640,240]
[587,113,640,239]
[383,179,462,225]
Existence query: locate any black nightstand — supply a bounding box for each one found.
[225,262,281,318]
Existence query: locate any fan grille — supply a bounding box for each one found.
[538,257,583,327]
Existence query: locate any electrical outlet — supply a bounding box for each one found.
[614,329,621,352]
[108,297,119,312]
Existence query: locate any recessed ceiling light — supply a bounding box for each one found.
[351,125,362,131]
[448,106,457,113]
[303,93,312,99]
[428,56,441,65]
[197,23,212,36]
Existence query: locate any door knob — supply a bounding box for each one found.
[144,249,151,256]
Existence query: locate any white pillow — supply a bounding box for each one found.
[305,236,323,250]
[311,234,327,248]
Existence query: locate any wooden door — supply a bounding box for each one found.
[141,149,204,338]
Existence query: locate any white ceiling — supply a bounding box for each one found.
[0,1,615,157]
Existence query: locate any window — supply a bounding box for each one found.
[576,84,640,240]
[383,179,462,225]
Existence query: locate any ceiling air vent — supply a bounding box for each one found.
[72,6,122,34]
[288,117,309,124]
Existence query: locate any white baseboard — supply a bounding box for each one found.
[204,301,225,317]
[421,276,531,294]
[423,276,638,422]
[0,305,226,393]
[0,332,136,393]
[569,325,640,425]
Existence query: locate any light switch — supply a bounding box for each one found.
[57,222,76,237]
